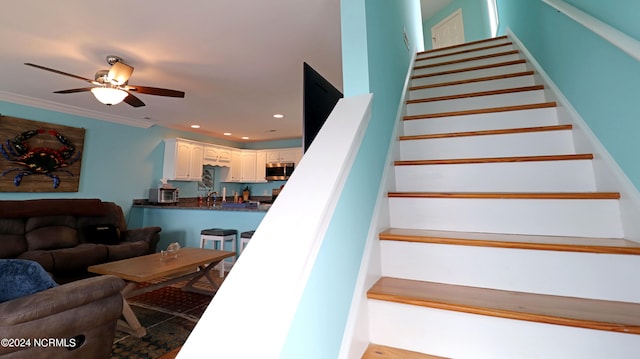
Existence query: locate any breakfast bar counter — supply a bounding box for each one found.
[132,197,271,212]
[129,198,269,251]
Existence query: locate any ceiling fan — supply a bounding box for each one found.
[24,56,185,107]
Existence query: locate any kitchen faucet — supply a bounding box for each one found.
[207,191,217,206]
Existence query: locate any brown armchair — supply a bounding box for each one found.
[0,274,125,358]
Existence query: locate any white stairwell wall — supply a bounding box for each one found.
[341,33,640,359]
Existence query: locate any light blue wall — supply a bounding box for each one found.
[423,0,492,51]
[0,101,299,219]
[496,0,640,190]
[130,206,265,251]
[279,1,423,358]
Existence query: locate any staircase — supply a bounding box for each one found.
[362,36,640,359]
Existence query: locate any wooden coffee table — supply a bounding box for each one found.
[88,247,235,337]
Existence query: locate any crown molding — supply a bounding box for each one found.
[0,90,155,128]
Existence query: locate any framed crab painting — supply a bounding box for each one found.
[0,115,85,192]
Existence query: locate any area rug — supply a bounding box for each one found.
[111,279,218,359]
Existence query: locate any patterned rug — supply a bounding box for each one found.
[111,279,218,359]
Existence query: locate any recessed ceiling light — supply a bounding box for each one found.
[223,133,232,136]
[241,136,250,140]
[190,124,201,129]
[273,114,284,119]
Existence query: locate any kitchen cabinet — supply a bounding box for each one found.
[223,151,267,183]
[163,139,204,181]
[203,145,233,166]
[255,151,267,182]
[163,139,300,183]
[240,152,257,182]
[229,150,241,181]
[265,148,303,164]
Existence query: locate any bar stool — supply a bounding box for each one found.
[240,230,255,253]
[200,228,238,277]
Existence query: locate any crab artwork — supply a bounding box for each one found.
[0,129,82,189]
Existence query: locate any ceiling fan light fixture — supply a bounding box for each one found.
[108,61,134,85]
[91,87,128,105]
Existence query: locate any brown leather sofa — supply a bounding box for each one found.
[0,198,161,282]
[0,274,125,359]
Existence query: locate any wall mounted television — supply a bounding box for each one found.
[302,62,343,152]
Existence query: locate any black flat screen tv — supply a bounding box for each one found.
[302,62,343,152]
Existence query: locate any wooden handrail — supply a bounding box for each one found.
[542,0,640,62]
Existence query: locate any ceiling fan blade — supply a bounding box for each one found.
[53,87,94,94]
[123,92,146,107]
[108,61,134,85]
[125,85,185,98]
[24,63,94,83]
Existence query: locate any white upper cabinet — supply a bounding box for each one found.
[240,151,257,182]
[164,138,301,183]
[255,151,267,182]
[203,145,233,166]
[163,138,204,181]
[265,148,303,164]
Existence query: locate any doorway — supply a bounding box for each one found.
[431,8,464,49]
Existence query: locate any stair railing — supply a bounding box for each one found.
[542,0,640,62]
[177,93,373,359]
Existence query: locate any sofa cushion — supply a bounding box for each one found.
[49,244,108,273]
[25,225,78,251]
[16,251,54,272]
[25,216,79,250]
[83,224,120,245]
[0,259,57,303]
[0,219,27,259]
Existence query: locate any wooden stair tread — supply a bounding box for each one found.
[380,228,640,254]
[387,192,621,199]
[403,102,557,120]
[417,36,509,57]
[368,277,640,334]
[407,85,544,105]
[399,124,571,141]
[363,344,449,359]
[412,59,526,80]
[416,42,513,62]
[414,50,520,70]
[409,71,535,91]
[395,153,593,166]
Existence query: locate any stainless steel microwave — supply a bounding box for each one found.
[265,162,294,181]
[149,187,178,204]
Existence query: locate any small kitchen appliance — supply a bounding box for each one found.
[149,187,178,204]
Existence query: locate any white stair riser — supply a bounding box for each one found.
[409,74,536,100]
[411,63,528,87]
[416,44,515,65]
[403,107,559,135]
[380,241,640,302]
[399,131,575,160]
[394,160,597,192]
[406,89,546,116]
[417,39,513,59]
[369,300,640,359]
[388,197,624,238]
[413,53,522,77]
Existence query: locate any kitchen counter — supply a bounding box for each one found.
[129,198,269,250]
[132,198,271,212]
